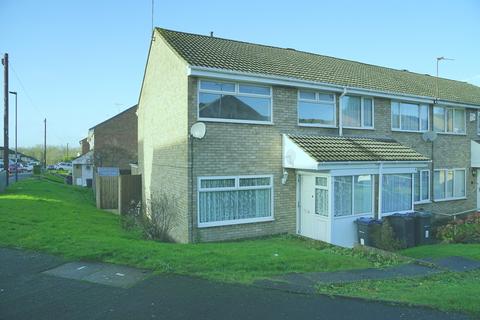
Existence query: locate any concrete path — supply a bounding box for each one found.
[0,248,469,320]
[254,256,480,295]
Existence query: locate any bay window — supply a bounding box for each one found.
[333,175,373,217]
[198,80,272,123]
[434,169,466,201]
[298,90,336,127]
[198,176,273,227]
[414,170,430,203]
[391,102,429,132]
[342,96,374,128]
[433,106,465,134]
[382,174,413,213]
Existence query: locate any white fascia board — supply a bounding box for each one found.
[471,140,480,168]
[187,65,480,109]
[320,161,429,174]
[282,134,318,170]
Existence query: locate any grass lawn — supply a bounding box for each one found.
[317,241,480,316]
[317,270,480,317]
[0,178,389,283]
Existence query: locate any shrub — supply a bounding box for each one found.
[437,212,480,243]
[120,192,178,242]
[371,220,402,252]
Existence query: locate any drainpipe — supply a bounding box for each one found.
[378,162,383,220]
[339,87,348,136]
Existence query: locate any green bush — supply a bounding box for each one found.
[371,220,402,251]
[437,213,480,243]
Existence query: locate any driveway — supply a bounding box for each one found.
[0,248,469,320]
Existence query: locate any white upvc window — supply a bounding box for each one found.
[298,90,336,127]
[333,175,373,217]
[382,173,413,214]
[198,175,274,227]
[414,170,430,204]
[433,169,466,201]
[391,101,429,132]
[433,106,466,134]
[198,79,272,124]
[315,176,329,217]
[342,96,374,129]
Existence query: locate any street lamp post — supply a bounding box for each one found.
[8,91,17,182]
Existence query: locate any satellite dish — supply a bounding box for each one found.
[422,131,438,142]
[190,122,206,139]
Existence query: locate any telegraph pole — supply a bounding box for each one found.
[66,143,69,160]
[43,118,47,169]
[2,53,9,186]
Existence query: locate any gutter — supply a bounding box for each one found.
[339,87,348,136]
[187,66,480,109]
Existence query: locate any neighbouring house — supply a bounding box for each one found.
[87,105,138,174]
[137,28,480,246]
[72,150,94,187]
[79,137,90,155]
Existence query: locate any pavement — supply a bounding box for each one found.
[254,257,480,295]
[0,248,470,320]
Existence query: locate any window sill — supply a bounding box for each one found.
[414,200,431,205]
[198,216,274,228]
[342,126,375,131]
[433,197,467,203]
[391,129,429,133]
[436,132,467,136]
[198,118,274,125]
[298,123,337,128]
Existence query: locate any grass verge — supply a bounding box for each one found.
[0,178,392,283]
[317,270,480,317]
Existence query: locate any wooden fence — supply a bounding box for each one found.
[95,176,119,210]
[95,173,142,213]
[118,174,142,214]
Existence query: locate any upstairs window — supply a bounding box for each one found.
[342,96,374,129]
[298,90,336,127]
[391,102,429,132]
[434,106,466,134]
[198,80,272,123]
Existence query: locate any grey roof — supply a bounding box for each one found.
[288,135,430,162]
[157,28,480,106]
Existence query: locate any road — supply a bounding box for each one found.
[0,248,469,320]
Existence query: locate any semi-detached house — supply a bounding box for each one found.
[138,28,480,246]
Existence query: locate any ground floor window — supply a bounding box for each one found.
[333,175,373,217]
[198,175,273,227]
[434,169,466,201]
[414,170,430,203]
[382,173,413,214]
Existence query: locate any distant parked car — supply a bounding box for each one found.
[56,162,73,171]
[47,165,56,170]
[9,163,24,174]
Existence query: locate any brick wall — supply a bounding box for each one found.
[93,106,138,170]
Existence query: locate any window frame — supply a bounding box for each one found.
[197,79,273,125]
[297,90,337,128]
[314,175,330,217]
[414,169,431,204]
[197,175,274,228]
[381,173,415,215]
[391,101,430,133]
[433,106,466,135]
[332,174,374,219]
[341,95,375,130]
[433,168,467,202]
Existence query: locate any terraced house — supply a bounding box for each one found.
[137,28,480,246]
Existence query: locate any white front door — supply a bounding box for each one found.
[298,175,330,242]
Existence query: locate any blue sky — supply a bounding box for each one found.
[1,0,479,147]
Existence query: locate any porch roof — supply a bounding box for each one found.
[287,135,430,162]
